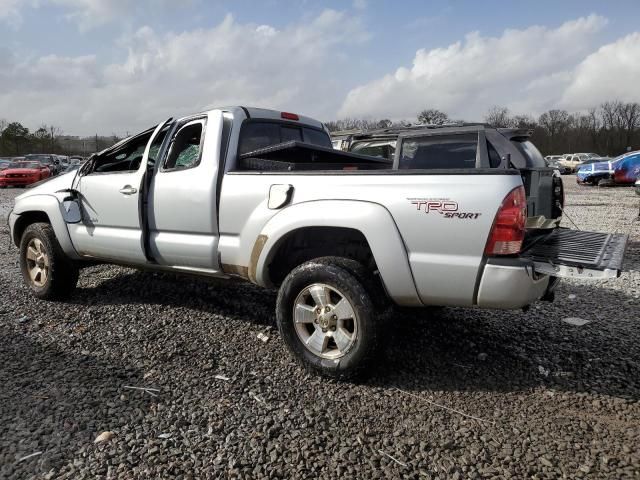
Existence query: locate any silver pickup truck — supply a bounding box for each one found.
[8,106,628,378]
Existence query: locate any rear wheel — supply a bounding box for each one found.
[276,258,380,379]
[19,223,79,300]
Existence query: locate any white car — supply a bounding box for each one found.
[558,153,599,173]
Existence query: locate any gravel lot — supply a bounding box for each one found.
[1,177,639,479]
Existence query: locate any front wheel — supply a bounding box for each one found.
[276,258,380,379]
[19,222,79,300]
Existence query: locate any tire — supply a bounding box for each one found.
[19,222,79,300]
[276,258,381,379]
[308,256,390,311]
[598,178,612,187]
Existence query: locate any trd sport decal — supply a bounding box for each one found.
[408,198,482,219]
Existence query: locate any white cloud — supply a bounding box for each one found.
[338,14,612,121]
[0,0,193,30]
[0,10,367,135]
[561,32,640,108]
[50,0,132,30]
[0,0,27,27]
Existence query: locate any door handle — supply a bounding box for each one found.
[119,185,137,195]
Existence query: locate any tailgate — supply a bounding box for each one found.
[521,229,628,279]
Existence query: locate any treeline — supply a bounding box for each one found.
[0,119,122,157]
[327,101,640,157]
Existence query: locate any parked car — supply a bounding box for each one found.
[331,130,362,151]
[8,106,628,378]
[580,157,610,166]
[68,156,85,165]
[24,154,60,175]
[576,159,615,185]
[577,153,600,159]
[0,161,51,188]
[557,154,582,173]
[56,155,70,168]
[612,150,640,184]
[557,153,602,174]
[0,159,13,171]
[61,163,81,174]
[544,155,564,164]
[577,151,640,186]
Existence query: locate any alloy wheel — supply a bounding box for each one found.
[293,283,358,359]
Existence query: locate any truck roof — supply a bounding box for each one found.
[205,106,326,131]
[96,106,328,157]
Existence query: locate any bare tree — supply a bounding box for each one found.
[48,125,63,152]
[484,106,513,127]
[539,109,570,152]
[33,126,50,152]
[619,102,640,150]
[417,109,450,125]
[512,114,537,129]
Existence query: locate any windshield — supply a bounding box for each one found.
[25,155,52,164]
[511,139,546,167]
[9,162,41,169]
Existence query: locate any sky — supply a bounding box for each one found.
[1,0,640,136]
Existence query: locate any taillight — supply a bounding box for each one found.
[281,112,299,121]
[484,186,527,256]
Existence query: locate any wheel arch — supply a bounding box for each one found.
[253,200,422,307]
[11,195,80,259]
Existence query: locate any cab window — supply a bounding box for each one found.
[92,128,155,173]
[163,120,205,170]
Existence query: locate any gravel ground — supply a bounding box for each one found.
[1,177,639,479]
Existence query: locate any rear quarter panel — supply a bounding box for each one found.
[219,171,522,306]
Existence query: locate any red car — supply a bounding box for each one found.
[0,161,51,188]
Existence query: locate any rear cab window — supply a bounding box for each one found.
[238,121,332,155]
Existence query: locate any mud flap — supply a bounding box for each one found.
[522,229,628,280]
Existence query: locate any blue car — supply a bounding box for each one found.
[577,151,640,186]
[612,151,640,185]
[576,158,614,185]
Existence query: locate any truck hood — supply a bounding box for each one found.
[16,171,76,201]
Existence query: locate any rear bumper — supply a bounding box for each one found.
[476,258,550,309]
